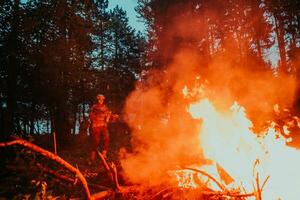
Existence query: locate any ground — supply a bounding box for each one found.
[1,118,300,199]
[0,123,132,199]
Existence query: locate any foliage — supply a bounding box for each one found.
[136,0,300,109]
[0,0,146,141]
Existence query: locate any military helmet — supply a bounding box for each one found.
[97,94,105,100]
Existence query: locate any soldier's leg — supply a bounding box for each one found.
[90,127,101,161]
[102,127,109,157]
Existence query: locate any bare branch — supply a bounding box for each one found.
[91,189,114,199]
[261,175,270,192]
[97,151,120,191]
[202,191,254,198]
[255,172,262,200]
[35,163,109,191]
[0,138,92,200]
[184,167,226,191]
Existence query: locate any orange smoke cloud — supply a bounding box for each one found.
[120,3,297,186]
[121,48,297,186]
[202,53,297,128]
[121,49,203,185]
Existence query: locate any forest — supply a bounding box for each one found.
[0,0,300,199]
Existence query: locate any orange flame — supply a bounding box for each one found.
[172,169,198,189]
[121,48,298,198]
[183,85,300,199]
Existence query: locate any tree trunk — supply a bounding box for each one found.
[53,101,71,147]
[72,106,77,135]
[274,14,288,74]
[5,0,20,137]
[100,19,105,70]
[30,103,35,134]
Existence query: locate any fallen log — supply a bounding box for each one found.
[91,189,114,199]
[0,138,92,200]
[0,138,267,200]
[6,164,109,191]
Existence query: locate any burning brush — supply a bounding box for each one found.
[160,85,300,199]
[123,78,300,199]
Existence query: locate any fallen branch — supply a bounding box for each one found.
[0,138,92,200]
[97,151,120,191]
[37,163,75,183]
[91,189,114,199]
[91,186,135,200]
[36,163,110,191]
[151,186,254,199]
[185,168,256,198]
[184,167,226,191]
[151,186,177,200]
[202,191,254,198]
[110,162,120,190]
[6,164,108,191]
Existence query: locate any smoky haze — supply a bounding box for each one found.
[120,3,297,186]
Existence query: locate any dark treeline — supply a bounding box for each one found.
[0,0,146,142]
[1,0,300,143]
[137,0,300,108]
[137,0,300,72]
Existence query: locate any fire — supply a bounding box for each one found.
[176,85,300,199]
[173,169,198,189]
[170,165,225,190]
[122,48,298,198]
[189,99,263,190]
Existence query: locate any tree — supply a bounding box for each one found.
[102,6,146,108]
[136,0,274,70]
[0,0,146,143]
[28,0,95,142]
[265,0,290,74]
[0,0,24,138]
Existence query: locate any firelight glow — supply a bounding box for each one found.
[183,89,300,199]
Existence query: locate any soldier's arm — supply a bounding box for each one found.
[105,110,112,123]
[111,114,119,121]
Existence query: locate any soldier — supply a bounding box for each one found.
[89,94,118,161]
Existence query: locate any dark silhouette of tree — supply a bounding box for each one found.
[136,0,273,71]
[0,0,146,145]
[90,6,147,109]
[264,0,300,109]
[265,0,289,74]
[0,0,24,138]
[17,0,96,144]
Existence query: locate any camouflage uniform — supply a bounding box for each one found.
[89,95,112,160]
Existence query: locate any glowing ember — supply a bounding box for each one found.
[173,169,198,189]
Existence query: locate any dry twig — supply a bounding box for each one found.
[150,186,177,200]
[202,191,254,198]
[255,172,262,200]
[184,167,226,191]
[97,151,120,191]
[36,163,110,191]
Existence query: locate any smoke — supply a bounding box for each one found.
[120,3,297,186]
[202,53,297,128]
[121,49,204,185]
